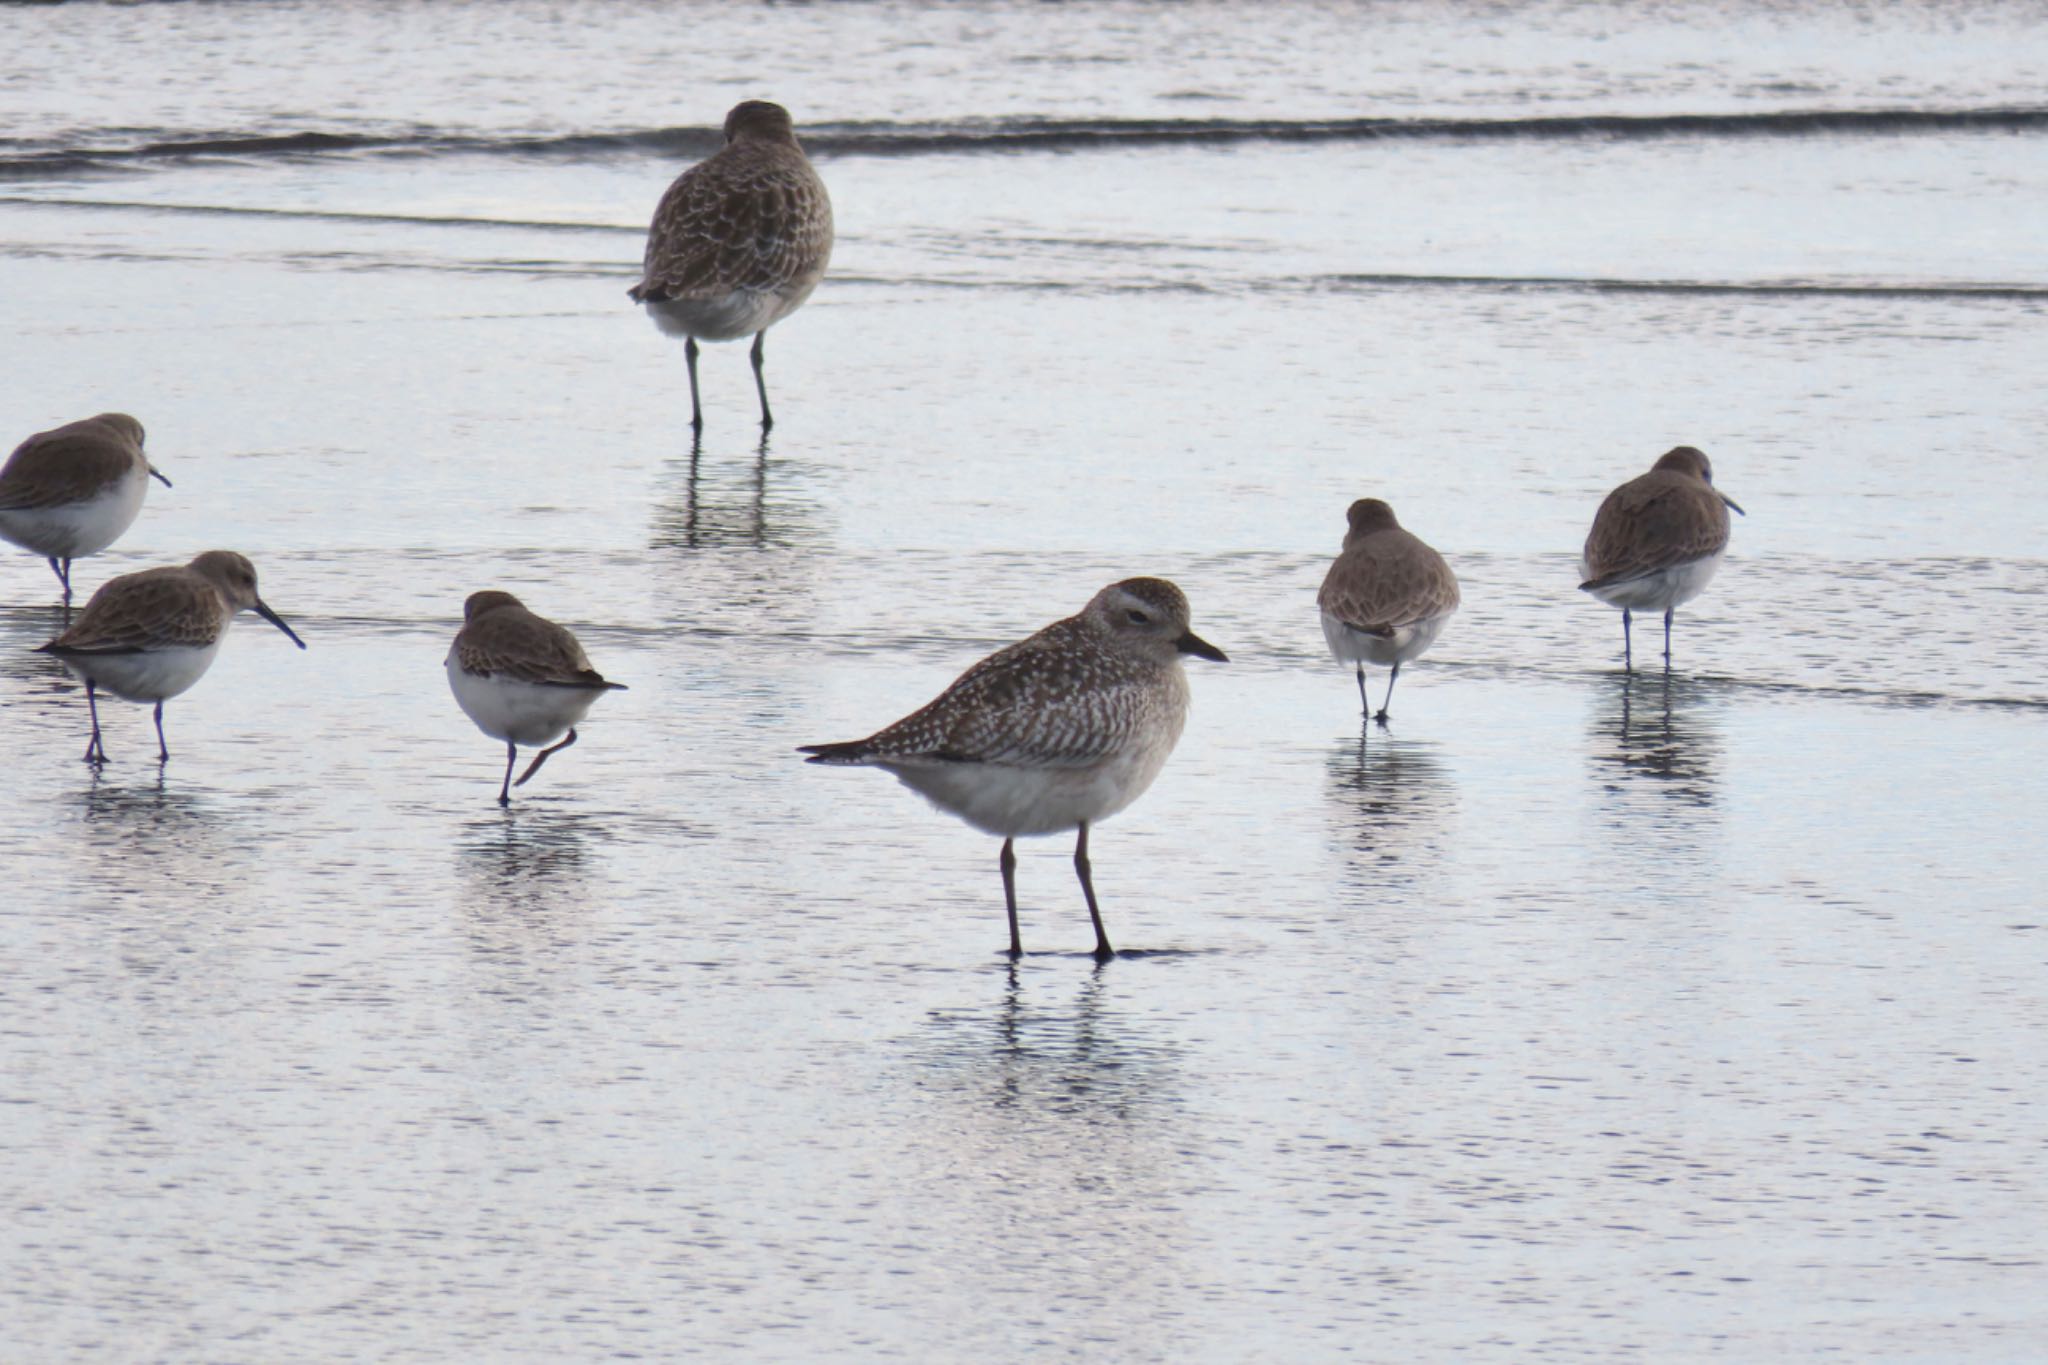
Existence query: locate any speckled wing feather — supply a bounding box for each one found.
[455,609,616,689]
[42,567,224,654]
[1581,473,1731,588]
[1317,529,1461,633]
[819,620,1156,769]
[0,424,137,510]
[632,146,833,302]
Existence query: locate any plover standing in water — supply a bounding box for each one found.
[446,591,626,805]
[799,578,1228,959]
[35,550,305,764]
[0,413,171,610]
[631,100,834,432]
[1580,446,1745,672]
[1316,498,1460,724]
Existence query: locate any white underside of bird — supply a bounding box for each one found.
[445,658,608,747]
[1320,609,1454,669]
[643,282,819,343]
[0,468,150,560]
[55,640,222,703]
[1580,553,1724,612]
[857,733,1182,840]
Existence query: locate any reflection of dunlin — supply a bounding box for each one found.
[1324,734,1459,869]
[1580,446,1745,673]
[1592,673,1721,809]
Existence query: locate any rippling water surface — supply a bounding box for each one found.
[3,2,2045,1359]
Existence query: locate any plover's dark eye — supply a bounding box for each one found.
[1126,609,1150,624]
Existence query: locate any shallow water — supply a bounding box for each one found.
[3,2,2046,1359]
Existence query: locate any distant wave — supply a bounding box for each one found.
[3,106,2045,178]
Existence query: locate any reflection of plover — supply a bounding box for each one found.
[36,550,305,765]
[1317,498,1460,725]
[446,592,626,805]
[631,100,834,432]
[0,413,171,609]
[800,578,1227,959]
[1580,446,1745,672]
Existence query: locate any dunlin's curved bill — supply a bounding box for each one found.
[800,577,1227,959]
[1580,446,1744,672]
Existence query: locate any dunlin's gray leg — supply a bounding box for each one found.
[1621,607,1634,674]
[47,556,71,605]
[515,727,578,790]
[1662,607,1675,671]
[497,741,517,806]
[152,701,169,763]
[999,837,1022,957]
[750,330,773,431]
[83,680,105,765]
[685,336,705,432]
[1353,664,1369,716]
[1375,662,1401,726]
[1073,822,1114,960]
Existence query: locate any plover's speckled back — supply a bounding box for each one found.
[1580,446,1745,672]
[35,550,305,765]
[446,591,626,805]
[1316,498,1460,724]
[0,413,171,610]
[631,100,833,432]
[800,577,1227,959]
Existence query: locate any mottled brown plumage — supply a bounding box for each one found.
[1316,499,1459,722]
[452,590,614,689]
[1,412,170,606]
[1579,446,1746,672]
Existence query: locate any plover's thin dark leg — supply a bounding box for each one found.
[152,700,169,763]
[515,728,578,789]
[497,741,516,805]
[1073,822,1114,959]
[1000,837,1021,957]
[83,680,105,765]
[1662,607,1675,671]
[1353,664,1369,716]
[685,336,705,432]
[1621,607,1634,673]
[749,331,773,431]
[1375,661,1401,726]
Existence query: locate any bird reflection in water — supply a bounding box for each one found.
[77,772,243,902]
[1592,671,1721,810]
[456,806,594,915]
[650,431,773,551]
[1324,732,1459,872]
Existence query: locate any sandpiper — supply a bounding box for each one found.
[1580,446,1745,672]
[799,578,1227,959]
[631,100,834,432]
[1316,498,1460,724]
[0,413,171,609]
[445,591,626,805]
[35,550,306,764]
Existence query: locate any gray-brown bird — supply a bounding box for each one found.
[630,100,834,432]
[1316,499,1460,724]
[445,591,626,804]
[0,413,171,609]
[1580,446,1745,672]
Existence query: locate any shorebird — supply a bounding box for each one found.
[630,100,834,432]
[799,577,1227,959]
[1580,446,1745,672]
[445,591,626,805]
[0,413,170,610]
[1316,498,1460,724]
[35,550,305,764]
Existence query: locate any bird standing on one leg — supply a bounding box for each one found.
[35,550,305,764]
[445,591,626,805]
[0,413,171,613]
[799,578,1227,960]
[1580,446,1745,673]
[630,100,834,432]
[1316,498,1460,725]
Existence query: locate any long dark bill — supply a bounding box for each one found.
[1177,631,1228,663]
[255,600,309,650]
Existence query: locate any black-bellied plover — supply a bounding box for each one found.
[1580,446,1745,672]
[0,413,171,610]
[35,550,305,765]
[445,591,626,805]
[1316,498,1460,724]
[630,100,833,432]
[799,577,1227,960]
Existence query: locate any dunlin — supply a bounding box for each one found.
[1316,498,1460,724]
[445,591,626,805]
[799,578,1227,959]
[0,413,171,608]
[631,100,834,431]
[35,550,306,764]
[1580,446,1745,672]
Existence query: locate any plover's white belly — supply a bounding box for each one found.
[883,739,1180,839]
[60,640,222,703]
[643,280,819,344]
[1321,609,1453,668]
[446,658,603,747]
[1582,553,1723,611]
[0,472,149,559]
